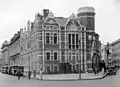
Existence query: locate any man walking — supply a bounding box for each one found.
[39,70,43,80]
[28,70,31,80]
[17,69,21,80]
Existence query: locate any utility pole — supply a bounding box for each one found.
[79,30,82,80]
[28,56,30,73]
[79,40,81,79]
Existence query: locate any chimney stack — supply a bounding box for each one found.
[43,9,49,18]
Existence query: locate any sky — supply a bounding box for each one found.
[0,0,120,48]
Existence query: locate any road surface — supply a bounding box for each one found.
[0,71,120,87]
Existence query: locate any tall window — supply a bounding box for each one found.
[46,52,50,60]
[51,33,53,44]
[72,34,75,44]
[76,34,79,49]
[72,34,75,49]
[54,33,57,44]
[54,52,57,60]
[46,33,50,44]
[68,34,71,49]
[68,34,71,44]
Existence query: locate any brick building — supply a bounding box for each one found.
[19,7,101,74]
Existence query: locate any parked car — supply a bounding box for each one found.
[107,66,118,76]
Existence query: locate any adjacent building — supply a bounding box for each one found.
[0,51,2,68]
[1,40,10,66]
[9,31,21,66]
[111,39,120,66]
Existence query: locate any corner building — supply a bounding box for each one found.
[19,7,101,74]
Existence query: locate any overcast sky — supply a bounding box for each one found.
[0,0,120,47]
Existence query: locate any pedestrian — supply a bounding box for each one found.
[39,70,43,80]
[17,69,21,80]
[28,70,31,80]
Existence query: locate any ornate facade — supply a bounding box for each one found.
[1,7,101,74]
[19,7,101,74]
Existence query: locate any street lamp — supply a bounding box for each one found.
[78,29,83,79]
[88,35,95,72]
[88,35,95,60]
[79,40,81,79]
[28,56,30,75]
[91,36,96,59]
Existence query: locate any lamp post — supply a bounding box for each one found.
[79,29,82,79]
[39,55,43,80]
[79,40,81,79]
[28,56,30,75]
[88,35,95,71]
[91,36,96,60]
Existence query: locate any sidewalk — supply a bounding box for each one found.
[29,72,107,81]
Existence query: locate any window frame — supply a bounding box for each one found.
[53,33,58,44]
[46,51,51,60]
[53,51,58,60]
[45,32,50,44]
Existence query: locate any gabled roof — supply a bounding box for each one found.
[112,38,120,46]
[55,17,68,26]
[68,13,76,20]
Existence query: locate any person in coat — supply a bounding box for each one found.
[17,69,21,80]
[28,70,31,80]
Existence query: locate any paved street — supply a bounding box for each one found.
[0,70,120,87]
[30,72,105,80]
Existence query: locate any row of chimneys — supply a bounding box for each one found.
[19,9,50,39]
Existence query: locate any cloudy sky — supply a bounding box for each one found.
[0,0,120,47]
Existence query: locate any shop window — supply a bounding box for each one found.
[46,66,50,73]
[54,66,58,72]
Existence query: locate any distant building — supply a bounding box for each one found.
[9,31,21,66]
[101,44,109,67]
[0,51,2,67]
[1,40,10,66]
[111,39,120,66]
